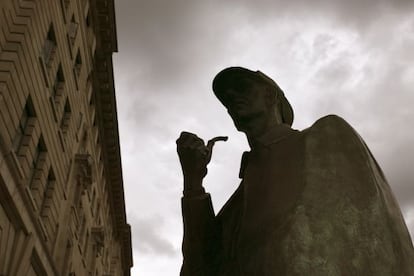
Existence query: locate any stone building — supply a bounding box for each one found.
[0,0,132,275]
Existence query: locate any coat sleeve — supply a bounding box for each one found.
[180,193,218,276]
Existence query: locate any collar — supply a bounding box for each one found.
[251,123,297,148]
[239,124,297,178]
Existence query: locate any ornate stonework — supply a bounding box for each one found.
[0,0,132,275]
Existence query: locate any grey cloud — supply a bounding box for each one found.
[379,141,414,211]
[235,0,414,31]
[302,24,414,210]
[113,1,414,274]
[402,207,414,241]
[129,213,177,257]
[114,1,228,86]
[115,0,414,72]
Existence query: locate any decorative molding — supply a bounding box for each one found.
[91,226,105,256]
[90,0,132,270]
[74,153,93,190]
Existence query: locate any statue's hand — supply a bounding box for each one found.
[176,131,227,192]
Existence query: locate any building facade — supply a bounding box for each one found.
[0,0,132,275]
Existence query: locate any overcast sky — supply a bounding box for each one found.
[112,1,414,275]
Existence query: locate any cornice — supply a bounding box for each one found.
[90,0,132,272]
[93,0,118,53]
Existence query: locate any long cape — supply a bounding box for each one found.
[239,115,414,275]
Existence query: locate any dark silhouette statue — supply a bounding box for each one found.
[176,67,414,275]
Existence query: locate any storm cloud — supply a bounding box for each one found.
[113,1,414,274]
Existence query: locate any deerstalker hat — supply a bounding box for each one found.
[212,67,294,126]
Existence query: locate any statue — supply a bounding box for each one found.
[176,67,414,275]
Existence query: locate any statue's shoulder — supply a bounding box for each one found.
[301,114,366,158]
[310,114,353,131]
[303,114,358,140]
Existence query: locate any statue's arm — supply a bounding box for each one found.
[176,132,225,275]
[180,193,217,275]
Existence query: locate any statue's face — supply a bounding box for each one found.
[217,77,273,131]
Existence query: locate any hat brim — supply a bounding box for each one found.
[212,67,294,126]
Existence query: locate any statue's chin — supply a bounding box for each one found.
[233,115,258,133]
[233,112,271,136]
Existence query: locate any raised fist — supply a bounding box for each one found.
[176,131,227,192]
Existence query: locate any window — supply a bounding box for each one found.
[13,97,36,153]
[61,99,71,135]
[40,168,58,243]
[52,65,65,98]
[58,99,72,152]
[74,50,82,75]
[79,216,87,246]
[30,136,47,185]
[83,231,89,256]
[95,203,101,225]
[42,169,56,209]
[73,50,82,87]
[86,73,93,101]
[42,25,57,66]
[68,15,79,43]
[77,112,83,133]
[91,226,104,257]
[86,10,91,28]
[91,188,96,212]
[62,240,73,275]
[29,136,47,212]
